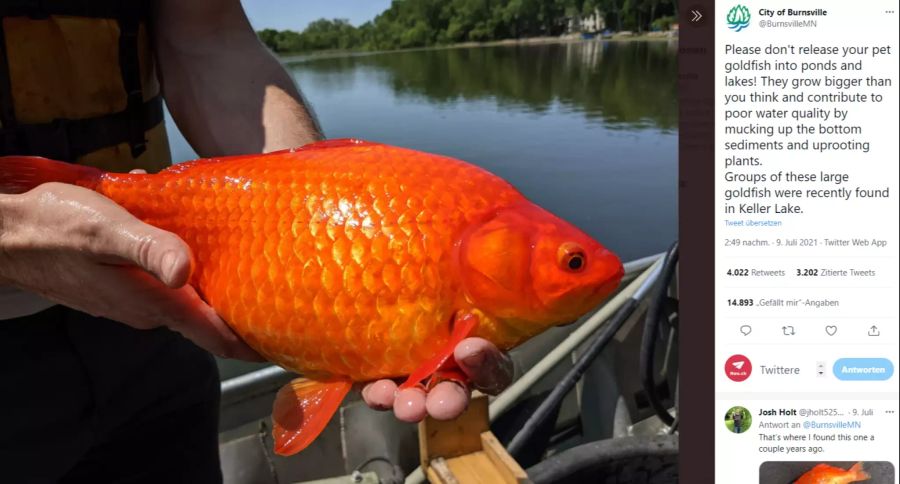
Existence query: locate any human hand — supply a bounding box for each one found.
[361,338,513,422]
[0,182,261,361]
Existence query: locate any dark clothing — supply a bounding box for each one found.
[0,306,222,483]
[732,412,744,434]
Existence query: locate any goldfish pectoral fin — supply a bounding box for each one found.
[849,462,869,481]
[426,369,469,391]
[271,378,352,456]
[399,312,479,390]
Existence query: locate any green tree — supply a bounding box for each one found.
[255,0,676,54]
[257,28,279,50]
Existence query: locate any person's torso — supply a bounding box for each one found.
[0,1,172,320]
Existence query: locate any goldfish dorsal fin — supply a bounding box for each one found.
[159,157,228,175]
[399,312,479,390]
[296,138,383,151]
[162,148,308,175]
[848,462,869,481]
[271,378,351,456]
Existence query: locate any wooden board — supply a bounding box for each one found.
[418,395,530,484]
[481,432,528,483]
[418,394,489,469]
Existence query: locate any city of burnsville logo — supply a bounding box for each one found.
[726,4,751,32]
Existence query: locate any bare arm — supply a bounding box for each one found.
[153,0,323,156]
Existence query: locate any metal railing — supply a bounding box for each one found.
[218,252,665,432]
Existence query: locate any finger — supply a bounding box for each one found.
[162,284,265,361]
[362,380,397,411]
[88,267,263,361]
[393,387,427,423]
[129,169,148,174]
[425,381,470,420]
[96,216,194,289]
[123,228,193,289]
[454,337,514,395]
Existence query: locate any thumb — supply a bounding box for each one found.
[129,228,194,288]
[100,216,194,288]
[454,338,514,395]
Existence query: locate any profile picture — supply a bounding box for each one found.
[725,406,752,434]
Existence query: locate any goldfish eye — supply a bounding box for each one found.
[567,254,584,271]
[558,243,586,273]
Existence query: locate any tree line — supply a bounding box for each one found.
[297,41,677,130]
[257,0,676,54]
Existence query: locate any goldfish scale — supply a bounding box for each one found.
[97,143,524,381]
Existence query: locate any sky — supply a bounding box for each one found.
[240,0,393,31]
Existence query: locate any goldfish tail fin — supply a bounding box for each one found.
[399,312,479,390]
[849,462,869,481]
[0,156,102,194]
[271,378,352,456]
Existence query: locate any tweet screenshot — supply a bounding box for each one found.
[715,1,899,483]
[4,0,900,483]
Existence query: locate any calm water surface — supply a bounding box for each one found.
[165,41,678,378]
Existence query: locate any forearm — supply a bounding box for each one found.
[153,0,323,157]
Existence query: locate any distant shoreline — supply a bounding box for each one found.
[278,33,677,63]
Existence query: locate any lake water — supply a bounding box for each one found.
[164,41,679,379]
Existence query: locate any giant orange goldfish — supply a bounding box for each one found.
[0,139,623,455]
[794,462,870,484]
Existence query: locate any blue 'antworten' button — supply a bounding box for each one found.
[833,358,894,381]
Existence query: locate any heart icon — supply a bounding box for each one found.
[825,325,838,336]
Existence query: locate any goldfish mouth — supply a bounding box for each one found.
[552,265,624,327]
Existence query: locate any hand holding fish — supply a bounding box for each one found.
[0,179,512,421]
[362,336,513,422]
[0,182,261,361]
[0,179,514,422]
